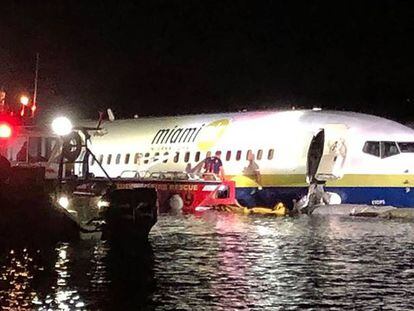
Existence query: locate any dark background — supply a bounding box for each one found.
[1,1,413,121]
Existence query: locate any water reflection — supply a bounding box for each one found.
[0,239,155,310]
[0,248,35,309]
[1,213,414,310]
[45,243,85,310]
[97,240,155,310]
[151,214,414,310]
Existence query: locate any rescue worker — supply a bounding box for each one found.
[244,152,262,189]
[204,151,225,180]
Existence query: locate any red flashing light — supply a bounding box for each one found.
[0,123,12,138]
[0,114,18,139]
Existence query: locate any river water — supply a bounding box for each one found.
[1,213,414,310]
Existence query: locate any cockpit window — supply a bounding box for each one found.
[381,141,399,158]
[398,142,414,153]
[363,141,380,157]
[363,141,401,158]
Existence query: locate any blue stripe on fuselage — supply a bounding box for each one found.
[236,186,414,208]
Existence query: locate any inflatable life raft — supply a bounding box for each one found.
[211,202,287,217]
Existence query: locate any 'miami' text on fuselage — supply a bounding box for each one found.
[151,124,205,144]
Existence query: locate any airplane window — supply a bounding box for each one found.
[154,152,160,162]
[236,150,242,161]
[195,151,200,162]
[226,151,231,161]
[163,152,169,163]
[116,154,121,164]
[362,141,380,157]
[144,152,150,158]
[246,150,252,160]
[268,149,274,160]
[257,149,263,160]
[174,152,179,163]
[134,153,142,164]
[398,142,414,153]
[107,154,112,165]
[98,154,103,165]
[125,153,130,164]
[381,141,400,158]
[184,152,190,163]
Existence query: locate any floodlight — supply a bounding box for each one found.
[51,116,73,136]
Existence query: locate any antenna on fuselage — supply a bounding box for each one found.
[95,108,115,130]
[107,108,115,122]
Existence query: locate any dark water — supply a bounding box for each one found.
[1,213,414,310]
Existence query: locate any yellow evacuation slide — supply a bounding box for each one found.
[211,202,287,217]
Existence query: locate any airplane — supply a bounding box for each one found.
[72,109,414,209]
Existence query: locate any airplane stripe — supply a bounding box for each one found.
[229,174,414,187]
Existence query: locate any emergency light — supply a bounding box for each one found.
[0,123,12,139]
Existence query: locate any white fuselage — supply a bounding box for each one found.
[78,110,414,207]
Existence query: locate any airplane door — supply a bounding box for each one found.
[306,130,325,183]
[306,124,348,183]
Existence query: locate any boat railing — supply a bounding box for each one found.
[118,170,222,182]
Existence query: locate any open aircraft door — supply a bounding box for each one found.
[306,124,348,183]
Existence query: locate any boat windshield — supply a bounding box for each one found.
[398,142,414,153]
[162,172,189,180]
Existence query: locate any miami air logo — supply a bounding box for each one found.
[196,119,229,150]
[151,119,230,150]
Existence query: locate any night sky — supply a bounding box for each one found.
[1,1,413,121]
